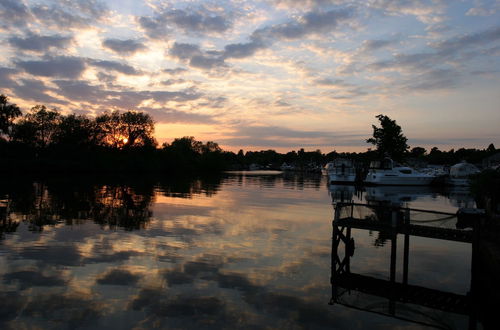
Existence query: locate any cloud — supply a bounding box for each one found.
[169,43,227,70]
[16,56,86,79]
[223,8,354,61]
[359,38,399,53]
[401,68,461,91]
[138,7,232,40]
[222,38,267,59]
[149,89,203,103]
[102,38,147,56]
[367,0,446,24]
[140,107,217,124]
[0,67,18,88]
[163,67,188,75]
[255,8,355,41]
[0,0,31,29]
[432,25,500,54]
[53,80,109,101]
[314,78,351,87]
[219,125,366,148]
[169,42,203,60]
[189,55,226,70]
[160,79,186,86]
[13,79,67,104]
[9,33,73,52]
[31,0,108,29]
[165,8,231,34]
[89,59,142,75]
[137,15,171,40]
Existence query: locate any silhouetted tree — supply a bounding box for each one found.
[14,105,61,148]
[120,111,156,148]
[410,146,427,158]
[53,114,100,148]
[366,114,409,161]
[0,94,21,141]
[96,111,156,148]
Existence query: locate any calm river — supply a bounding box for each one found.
[0,172,478,329]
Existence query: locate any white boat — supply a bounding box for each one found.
[364,158,434,186]
[327,158,356,184]
[447,161,479,186]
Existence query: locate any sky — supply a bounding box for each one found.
[0,0,499,153]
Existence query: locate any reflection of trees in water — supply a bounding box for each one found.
[156,175,222,199]
[92,184,153,230]
[0,176,221,234]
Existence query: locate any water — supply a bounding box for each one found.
[0,172,479,329]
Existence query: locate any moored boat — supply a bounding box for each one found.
[364,158,434,186]
[327,158,356,184]
[447,161,480,186]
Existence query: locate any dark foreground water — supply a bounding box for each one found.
[0,172,480,329]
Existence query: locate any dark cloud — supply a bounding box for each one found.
[149,89,203,103]
[163,67,188,75]
[31,0,108,29]
[223,37,266,59]
[360,38,399,52]
[165,9,231,34]
[0,67,18,88]
[432,25,500,54]
[138,15,171,40]
[96,268,141,286]
[169,43,227,70]
[401,68,461,91]
[367,26,500,74]
[220,8,355,62]
[219,125,366,148]
[367,52,441,71]
[138,7,232,40]
[12,79,67,104]
[160,79,186,86]
[0,0,31,29]
[9,33,73,52]
[141,107,216,124]
[256,8,355,41]
[189,55,226,70]
[102,38,147,56]
[89,59,142,75]
[16,56,86,79]
[169,42,202,59]
[53,80,109,101]
[314,78,351,87]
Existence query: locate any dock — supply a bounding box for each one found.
[330,202,482,329]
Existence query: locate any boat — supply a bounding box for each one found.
[327,158,356,184]
[364,158,434,186]
[447,161,479,186]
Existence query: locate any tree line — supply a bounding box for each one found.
[1,94,498,173]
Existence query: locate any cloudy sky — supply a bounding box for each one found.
[1,0,499,152]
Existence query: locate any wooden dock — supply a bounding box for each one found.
[330,202,482,329]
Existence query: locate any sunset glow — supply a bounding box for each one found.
[1,0,499,152]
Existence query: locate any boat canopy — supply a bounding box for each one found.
[369,158,393,170]
[450,161,479,178]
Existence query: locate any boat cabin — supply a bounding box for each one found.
[369,158,394,170]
